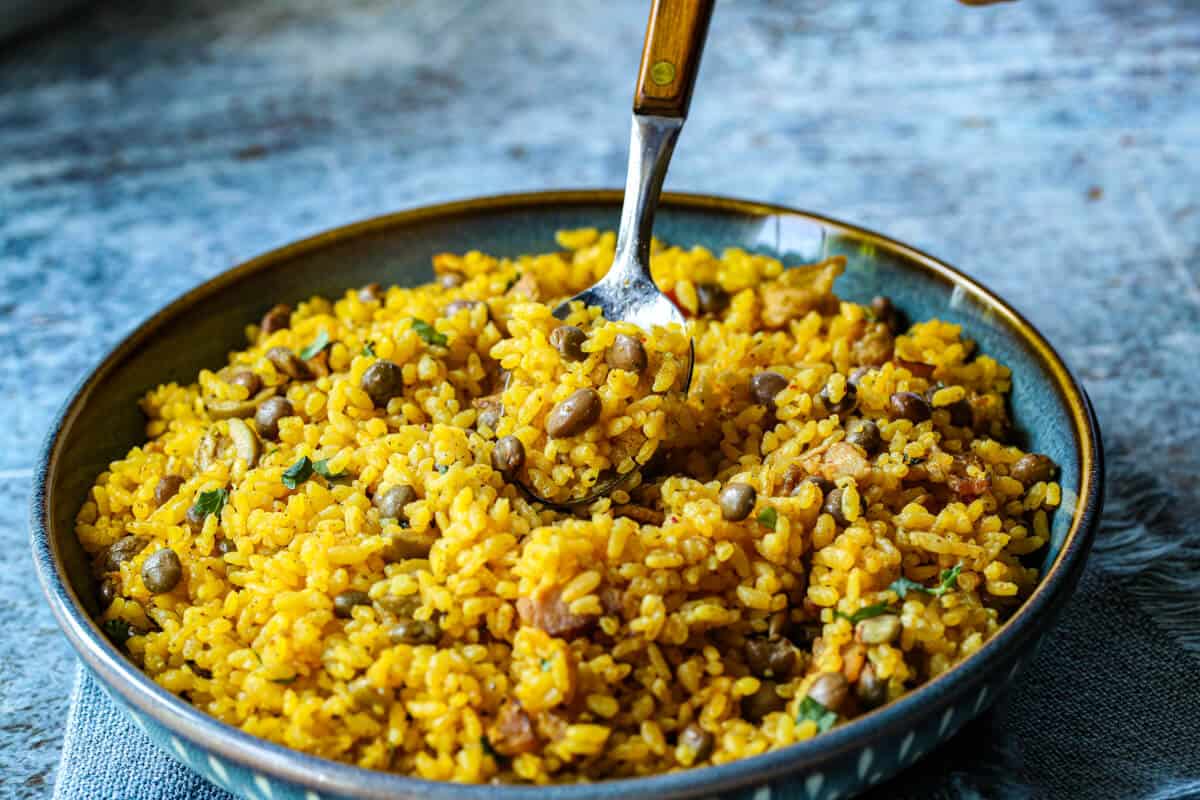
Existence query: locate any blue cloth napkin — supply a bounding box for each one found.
[54,454,1200,800]
[55,671,230,800]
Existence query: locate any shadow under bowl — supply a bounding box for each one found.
[31,190,1103,800]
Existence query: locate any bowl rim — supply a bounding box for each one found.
[31,189,1103,800]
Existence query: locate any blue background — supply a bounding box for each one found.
[2,1,1198,797]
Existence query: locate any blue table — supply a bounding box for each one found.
[2,1,1198,797]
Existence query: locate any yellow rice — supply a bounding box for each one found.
[75,229,1058,783]
[495,302,690,504]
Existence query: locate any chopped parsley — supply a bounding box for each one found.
[887,563,963,599]
[101,618,135,645]
[271,675,297,685]
[834,603,891,624]
[756,507,778,531]
[480,736,499,759]
[298,329,330,360]
[887,576,929,600]
[796,696,838,733]
[934,564,963,596]
[312,459,348,482]
[540,658,552,672]
[361,341,375,357]
[434,464,449,475]
[282,456,314,489]
[830,564,965,628]
[284,456,349,488]
[190,488,228,519]
[410,318,447,347]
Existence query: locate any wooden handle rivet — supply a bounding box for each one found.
[650,60,676,86]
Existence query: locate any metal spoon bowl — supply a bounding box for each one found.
[553,115,688,330]
[515,0,714,507]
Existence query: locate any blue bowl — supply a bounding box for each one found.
[32,191,1103,800]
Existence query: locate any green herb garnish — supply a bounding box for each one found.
[361,341,375,357]
[933,564,962,596]
[282,456,314,489]
[313,459,348,481]
[435,464,449,475]
[271,675,297,685]
[796,696,838,733]
[834,603,891,624]
[190,488,228,519]
[480,736,499,759]
[410,319,448,347]
[540,658,552,672]
[284,456,349,488]
[299,329,330,360]
[101,618,135,645]
[756,507,778,530]
[887,563,963,599]
[887,576,929,600]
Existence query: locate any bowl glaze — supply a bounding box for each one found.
[32,191,1102,800]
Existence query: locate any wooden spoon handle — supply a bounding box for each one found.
[633,0,715,119]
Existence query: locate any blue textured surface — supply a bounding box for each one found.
[2,0,1199,798]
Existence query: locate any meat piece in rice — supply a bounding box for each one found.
[488,701,538,756]
[517,585,596,639]
[948,453,992,499]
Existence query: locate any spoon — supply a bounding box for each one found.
[528,0,715,505]
[555,0,714,350]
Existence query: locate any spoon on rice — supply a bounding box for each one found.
[520,0,714,506]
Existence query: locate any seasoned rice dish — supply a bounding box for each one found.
[76,230,1061,783]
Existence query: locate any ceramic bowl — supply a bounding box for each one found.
[32,191,1103,800]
